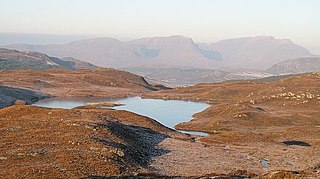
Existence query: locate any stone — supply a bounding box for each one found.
[13,100,28,105]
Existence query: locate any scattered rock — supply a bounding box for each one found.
[13,100,28,105]
[85,102,124,107]
[0,156,8,160]
[282,140,311,147]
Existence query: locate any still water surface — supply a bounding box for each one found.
[34,97,210,136]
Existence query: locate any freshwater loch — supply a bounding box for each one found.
[34,96,211,135]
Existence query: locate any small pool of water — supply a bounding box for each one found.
[34,97,211,136]
[261,159,270,168]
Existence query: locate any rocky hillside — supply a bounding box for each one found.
[0,48,97,70]
[266,57,320,75]
[5,35,314,69]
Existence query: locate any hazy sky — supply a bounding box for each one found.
[1,0,320,53]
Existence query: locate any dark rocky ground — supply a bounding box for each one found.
[0,86,48,108]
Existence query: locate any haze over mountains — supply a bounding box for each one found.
[0,33,96,46]
[5,35,315,70]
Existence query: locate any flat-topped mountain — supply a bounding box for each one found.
[0,48,97,70]
[5,35,314,70]
[129,35,218,68]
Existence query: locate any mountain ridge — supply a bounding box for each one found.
[4,35,315,70]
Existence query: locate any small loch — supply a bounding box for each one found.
[34,96,211,136]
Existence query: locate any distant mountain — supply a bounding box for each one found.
[0,48,97,70]
[6,36,220,69]
[5,35,313,70]
[265,57,320,75]
[128,36,220,68]
[201,36,314,69]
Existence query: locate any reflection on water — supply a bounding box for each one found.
[34,96,211,136]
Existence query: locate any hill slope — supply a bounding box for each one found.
[0,68,160,100]
[0,48,97,70]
